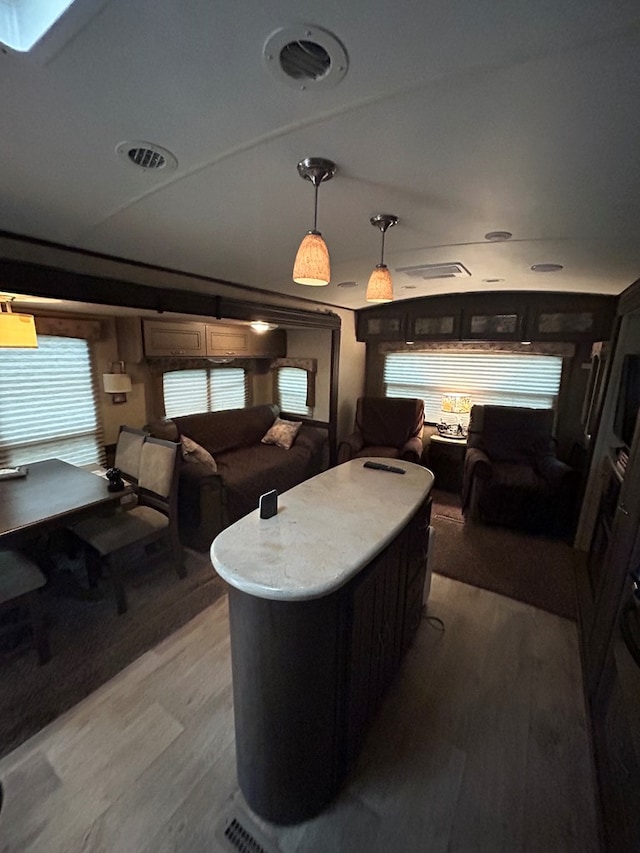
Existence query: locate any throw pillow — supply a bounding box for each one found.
[180,435,217,472]
[261,417,302,450]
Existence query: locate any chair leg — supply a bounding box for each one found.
[106,555,128,615]
[29,590,50,665]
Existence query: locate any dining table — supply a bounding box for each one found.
[0,459,131,578]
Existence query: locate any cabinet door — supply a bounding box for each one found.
[143,320,206,356]
[205,324,250,356]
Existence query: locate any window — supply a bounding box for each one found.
[384,351,563,424]
[163,367,247,418]
[276,367,312,417]
[0,335,104,467]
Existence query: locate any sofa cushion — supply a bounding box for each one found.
[261,417,302,450]
[216,437,318,522]
[174,404,278,455]
[181,435,217,472]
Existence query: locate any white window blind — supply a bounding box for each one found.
[384,352,563,423]
[163,368,247,418]
[277,367,312,417]
[0,335,104,467]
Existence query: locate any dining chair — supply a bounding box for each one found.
[73,436,185,614]
[114,425,147,484]
[0,550,50,664]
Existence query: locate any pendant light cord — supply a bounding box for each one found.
[313,182,319,232]
[380,229,386,266]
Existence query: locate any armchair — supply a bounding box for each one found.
[337,397,424,465]
[462,405,578,535]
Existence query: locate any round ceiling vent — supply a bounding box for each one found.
[484,230,512,242]
[115,141,178,172]
[263,25,348,90]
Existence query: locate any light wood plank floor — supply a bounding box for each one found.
[0,575,599,853]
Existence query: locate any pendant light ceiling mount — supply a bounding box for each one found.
[293,157,336,287]
[367,214,399,303]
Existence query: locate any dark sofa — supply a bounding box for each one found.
[146,404,327,551]
[462,404,578,535]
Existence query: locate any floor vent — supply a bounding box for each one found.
[216,811,279,853]
[396,262,471,280]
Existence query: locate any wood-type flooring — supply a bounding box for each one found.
[0,574,599,852]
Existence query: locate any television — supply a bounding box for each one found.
[613,354,640,448]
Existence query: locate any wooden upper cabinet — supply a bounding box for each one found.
[206,324,250,356]
[143,320,206,357]
[143,319,286,358]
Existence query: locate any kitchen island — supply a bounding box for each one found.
[211,458,434,824]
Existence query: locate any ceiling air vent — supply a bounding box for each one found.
[264,25,348,89]
[396,262,471,280]
[115,141,178,172]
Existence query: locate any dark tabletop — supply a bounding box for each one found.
[0,459,129,546]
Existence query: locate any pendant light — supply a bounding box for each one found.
[366,214,398,303]
[293,157,336,286]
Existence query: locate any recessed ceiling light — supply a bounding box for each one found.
[482,278,504,284]
[531,263,564,273]
[484,231,512,242]
[336,281,358,288]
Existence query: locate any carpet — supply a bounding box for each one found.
[0,547,226,759]
[430,490,578,620]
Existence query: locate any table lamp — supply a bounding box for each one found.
[440,394,472,436]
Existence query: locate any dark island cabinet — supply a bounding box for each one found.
[228,493,432,825]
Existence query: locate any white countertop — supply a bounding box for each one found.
[210,458,434,601]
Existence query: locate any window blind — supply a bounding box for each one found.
[384,352,563,423]
[277,367,312,417]
[163,368,247,418]
[0,335,105,467]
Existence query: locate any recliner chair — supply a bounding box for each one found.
[462,404,578,535]
[337,397,424,465]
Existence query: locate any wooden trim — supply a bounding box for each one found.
[0,258,342,331]
[329,328,340,467]
[0,229,349,314]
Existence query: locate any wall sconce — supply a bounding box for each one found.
[103,361,132,404]
[0,300,38,348]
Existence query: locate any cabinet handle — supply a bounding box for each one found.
[619,503,629,516]
[170,350,185,355]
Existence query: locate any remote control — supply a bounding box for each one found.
[362,461,405,474]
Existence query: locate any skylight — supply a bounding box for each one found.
[0,0,77,52]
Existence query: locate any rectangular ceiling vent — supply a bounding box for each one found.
[395,262,471,280]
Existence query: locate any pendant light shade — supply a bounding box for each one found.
[0,302,38,348]
[366,214,399,303]
[366,265,394,303]
[293,157,336,286]
[293,231,330,286]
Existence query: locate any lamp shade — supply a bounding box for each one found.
[293,232,330,286]
[441,394,472,415]
[103,373,132,394]
[0,310,37,347]
[366,265,393,303]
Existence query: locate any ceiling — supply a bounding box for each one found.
[1,0,640,312]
